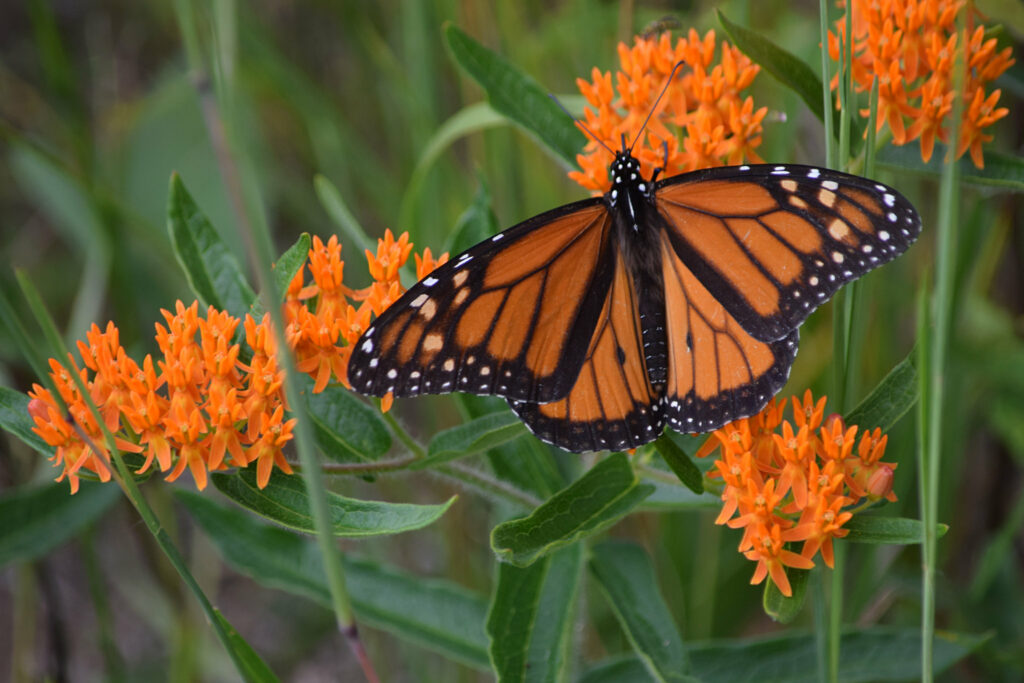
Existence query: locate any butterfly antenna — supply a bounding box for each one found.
[628,59,688,154]
[549,94,615,156]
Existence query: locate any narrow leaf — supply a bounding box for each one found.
[491,453,654,566]
[444,24,585,167]
[213,610,280,683]
[877,143,1024,191]
[762,567,811,624]
[0,386,52,456]
[176,490,491,668]
[0,481,120,567]
[589,541,689,681]
[312,174,375,254]
[305,382,392,462]
[445,173,500,256]
[653,434,703,494]
[687,627,986,682]
[416,411,527,469]
[248,233,311,319]
[845,350,918,431]
[486,544,583,682]
[167,173,255,318]
[579,657,658,683]
[212,468,454,537]
[717,11,833,134]
[842,515,947,544]
[270,233,310,302]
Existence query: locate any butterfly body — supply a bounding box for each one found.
[348,149,920,453]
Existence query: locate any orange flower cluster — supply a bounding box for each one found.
[27,231,446,493]
[828,0,1014,167]
[696,390,897,597]
[570,30,767,192]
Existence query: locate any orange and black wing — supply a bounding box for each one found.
[509,248,662,451]
[654,164,921,342]
[659,231,798,434]
[347,200,615,404]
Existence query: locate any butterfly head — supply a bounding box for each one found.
[606,150,653,233]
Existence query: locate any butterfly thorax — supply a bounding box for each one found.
[605,151,668,389]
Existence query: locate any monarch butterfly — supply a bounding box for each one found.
[348,120,921,454]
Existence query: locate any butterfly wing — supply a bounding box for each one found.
[508,248,662,452]
[654,164,921,342]
[347,200,616,404]
[658,231,799,434]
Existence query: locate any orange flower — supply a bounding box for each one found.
[570,29,766,191]
[29,229,447,493]
[829,0,1014,168]
[697,391,896,596]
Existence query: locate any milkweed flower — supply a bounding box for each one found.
[828,0,1014,167]
[571,29,767,191]
[28,231,447,492]
[696,389,897,596]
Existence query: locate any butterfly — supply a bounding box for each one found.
[347,142,921,453]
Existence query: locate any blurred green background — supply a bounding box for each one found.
[1,0,1022,680]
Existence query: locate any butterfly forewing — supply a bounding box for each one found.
[654,164,921,342]
[509,249,663,451]
[347,200,616,404]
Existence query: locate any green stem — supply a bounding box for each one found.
[922,21,965,680]
[383,411,427,459]
[819,0,836,169]
[438,461,542,509]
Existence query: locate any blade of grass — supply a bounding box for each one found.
[174,1,372,678]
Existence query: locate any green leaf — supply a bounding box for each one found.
[876,142,1024,191]
[247,233,311,319]
[579,657,658,683]
[416,411,527,469]
[167,173,256,318]
[312,174,375,254]
[0,386,52,456]
[399,103,507,233]
[213,610,280,683]
[842,515,947,545]
[211,467,454,537]
[271,233,310,301]
[589,541,689,682]
[0,481,120,567]
[445,172,500,256]
[491,453,654,566]
[176,490,490,668]
[486,544,583,682]
[639,478,717,510]
[653,434,703,494]
[762,567,811,624]
[845,350,918,432]
[717,11,834,135]
[444,24,585,167]
[686,627,986,682]
[304,382,392,463]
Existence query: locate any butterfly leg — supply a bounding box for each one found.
[649,141,670,185]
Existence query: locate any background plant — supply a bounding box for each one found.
[1,1,1022,681]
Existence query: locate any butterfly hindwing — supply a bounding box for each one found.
[347,200,616,404]
[509,248,663,451]
[659,233,799,434]
[654,164,921,342]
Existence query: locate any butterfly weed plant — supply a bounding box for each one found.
[1,1,1020,681]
